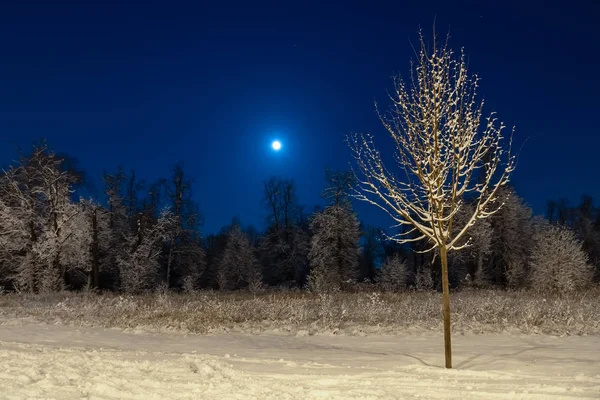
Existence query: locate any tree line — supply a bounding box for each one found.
[0,143,596,294]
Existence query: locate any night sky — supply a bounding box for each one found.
[0,1,598,234]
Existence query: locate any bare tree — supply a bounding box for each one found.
[322,170,355,207]
[260,177,306,285]
[348,31,515,368]
[360,226,385,282]
[163,163,206,288]
[103,168,128,232]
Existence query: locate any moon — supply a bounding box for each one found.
[271,140,282,151]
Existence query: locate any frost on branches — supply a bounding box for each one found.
[308,205,360,292]
[488,187,533,288]
[307,171,361,293]
[117,209,175,293]
[450,201,492,285]
[348,36,515,253]
[0,145,85,292]
[378,254,407,292]
[347,31,516,369]
[529,224,594,293]
[218,224,263,292]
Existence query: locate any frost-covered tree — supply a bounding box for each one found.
[545,196,600,282]
[0,178,33,289]
[488,187,533,288]
[308,169,361,292]
[569,196,600,281]
[61,199,113,289]
[348,31,515,368]
[117,209,175,293]
[450,201,492,285]
[55,200,94,287]
[529,224,594,293]
[101,168,131,289]
[218,224,262,291]
[0,145,83,292]
[308,205,361,292]
[378,254,406,292]
[163,163,206,289]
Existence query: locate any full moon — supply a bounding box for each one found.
[272,140,282,151]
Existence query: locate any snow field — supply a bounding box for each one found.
[0,323,598,399]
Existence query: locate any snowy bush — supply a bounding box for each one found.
[505,260,527,289]
[378,254,406,292]
[306,266,333,293]
[181,275,198,293]
[414,266,434,291]
[529,224,594,293]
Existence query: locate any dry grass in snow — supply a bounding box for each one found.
[1,287,598,336]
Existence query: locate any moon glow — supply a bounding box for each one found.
[272,140,282,151]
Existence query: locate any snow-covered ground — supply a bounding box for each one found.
[0,321,598,399]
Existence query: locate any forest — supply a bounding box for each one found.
[0,142,598,296]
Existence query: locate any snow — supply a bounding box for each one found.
[0,322,598,399]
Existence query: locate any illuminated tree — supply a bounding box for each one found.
[308,171,361,292]
[348,31,515,368]
[0,145,82,292]
[308,204,361,292]
[117,209,175,293]
[529,224,593,293]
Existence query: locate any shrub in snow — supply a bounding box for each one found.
[505,260,528,289]
[306,266,332,293]
[378,254,406,292]
[181,275,198,293]
[529,224,594,293]
[414,266,434,291]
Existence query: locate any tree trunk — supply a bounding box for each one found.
[29,219,38,293]
[475,250,484,284]
[91,208,100,289]
[440,245,452,369]
[166,238,174,286]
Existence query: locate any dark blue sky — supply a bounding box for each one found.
[0,1,598,233]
